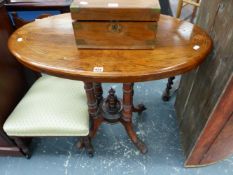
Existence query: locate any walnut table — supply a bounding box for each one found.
[8,13,212,154]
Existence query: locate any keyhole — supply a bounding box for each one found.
[109,23,122,33]
[112,24,118,31]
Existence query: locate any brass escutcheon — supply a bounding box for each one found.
[108,23,122,33]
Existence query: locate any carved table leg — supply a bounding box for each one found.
[162,76,175,101]
[131,83,146,114]
[84,82,100,134]
[121,83,148,154]
[94,83,103,105]
[78,82,101,156]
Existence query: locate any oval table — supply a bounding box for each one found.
[8,13,212,154]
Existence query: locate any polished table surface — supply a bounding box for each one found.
[8,13,212,83]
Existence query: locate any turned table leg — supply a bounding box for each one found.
[84,82,103,137]
[162,76,175,101]
[78,82,101,156]
[94,83,103,106]
[121,83,148,154]
[82,82,148,154]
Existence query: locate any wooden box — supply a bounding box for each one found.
[70,0,160,49]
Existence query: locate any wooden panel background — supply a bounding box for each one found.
[201,113,233,164]
[175,0,233,166]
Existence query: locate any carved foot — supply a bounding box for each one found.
[134,138,148,154]
[77,136,94,157]
[132,104,146,114]
[120,119,148,154]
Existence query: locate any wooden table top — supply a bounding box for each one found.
[8,13,212,83]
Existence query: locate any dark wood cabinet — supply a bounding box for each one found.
[5,0,72,12]
[0,0,27,156]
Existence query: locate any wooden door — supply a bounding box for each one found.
[175,0,233,166]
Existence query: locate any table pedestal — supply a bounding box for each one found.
[84,82,147,154]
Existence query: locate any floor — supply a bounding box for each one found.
[0,80,233,175]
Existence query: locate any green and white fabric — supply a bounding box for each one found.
[3,75,89,136]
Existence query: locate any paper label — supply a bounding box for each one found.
[108,3,119,7]
[93,67,104,72]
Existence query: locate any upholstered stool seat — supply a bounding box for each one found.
[3,75,93,157]
[4,75,89,136]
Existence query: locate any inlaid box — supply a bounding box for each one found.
[70,0,160,49]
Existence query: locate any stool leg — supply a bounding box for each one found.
[13,137,31,159]
[176,0,183,18]
[162,77,175,101]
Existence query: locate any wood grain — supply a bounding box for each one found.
[70,0,160,49]
[8,13,212,83]
[175,0,233,166]
[185,75,233,166]
[201,114,233,165]
[73,21,158,49]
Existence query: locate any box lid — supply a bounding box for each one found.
[70,0,160,21]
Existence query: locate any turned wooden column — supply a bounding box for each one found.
[84,82,103,138]
[94,83,103,105]
[122,83,133,122]
[84,82,98,118]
